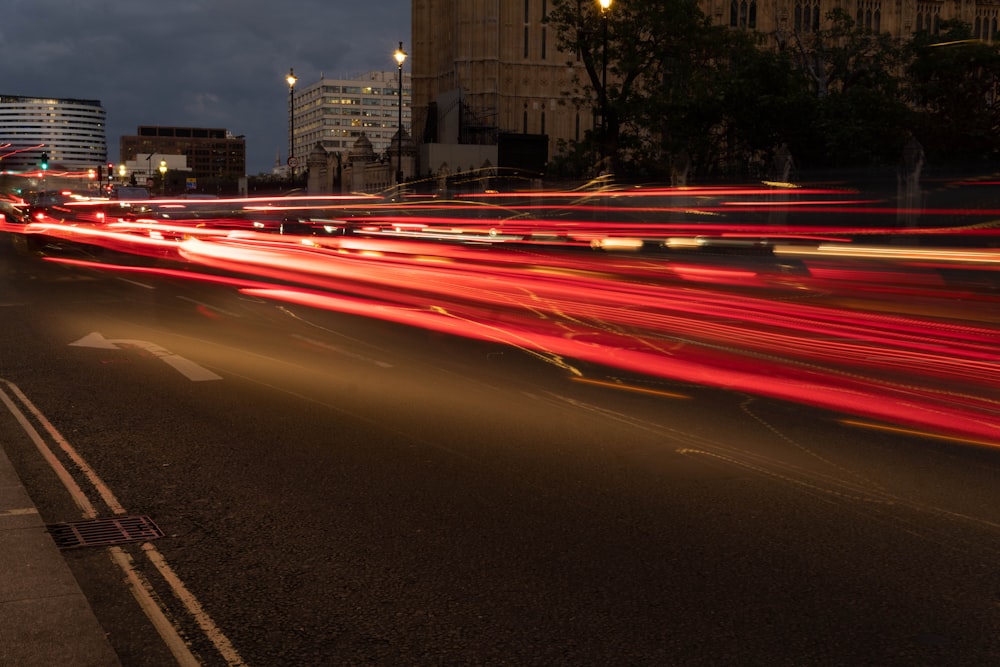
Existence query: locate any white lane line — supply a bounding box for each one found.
[291,334,394,368]
[0,379,245,667]
[116,278,156,290]
[159,354,225,382]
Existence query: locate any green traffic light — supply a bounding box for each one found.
[40,152,49,170]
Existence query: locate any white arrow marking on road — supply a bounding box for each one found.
[69,332,223,382]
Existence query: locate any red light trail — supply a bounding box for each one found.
[4,185,998,445]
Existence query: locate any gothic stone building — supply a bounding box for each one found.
[708,0,999,40]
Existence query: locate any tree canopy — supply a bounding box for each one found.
[546,0,1000,180]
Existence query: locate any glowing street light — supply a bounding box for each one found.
[598,0,613,172]
[286,67,297,176]
[394,42,407,186]
[159,159,167,195]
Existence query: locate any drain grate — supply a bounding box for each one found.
[47,515,164,550]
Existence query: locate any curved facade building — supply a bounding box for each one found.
[0,96,106,173]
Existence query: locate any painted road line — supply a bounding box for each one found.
[69,332,222,381]
[0,379,244,666]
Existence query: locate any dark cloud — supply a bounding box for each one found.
[1,0,410,174]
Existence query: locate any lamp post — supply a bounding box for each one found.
[118,163,126,185]
[394,42,407,186]
[286,68,297,177]
[598,0,612,171]
[158,160,167,196]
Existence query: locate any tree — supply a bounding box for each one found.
[784,8,911,167]
[679,28,813,178]
[547,0,709,176]
[904,20,1000,162]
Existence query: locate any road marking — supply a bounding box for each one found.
[69,332,222,381]
[115,277,156,290]
[0,507,39,517]
[291,334,394,368]
[0,384,99,519]
[0,379,246,666]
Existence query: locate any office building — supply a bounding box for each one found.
[0,95,107,172]
[292,71,411,164]
[119,126,245,183]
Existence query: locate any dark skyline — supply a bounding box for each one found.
[1,0,411,175]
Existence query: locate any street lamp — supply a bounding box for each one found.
[158,159,167,196]
[394,42,407,186]
[118,163,126,184]
[286,67,297,176]
[598,0,612,172]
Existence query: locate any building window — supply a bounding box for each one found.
[857,1,881,32]
[916,3,941,34]
[540,111,546,135]
[975,9,998,40]
[732,0,757,28]
[524,0,531,58]
[523,109,528,134]
[541,0,548,58]
[795,0,820,32]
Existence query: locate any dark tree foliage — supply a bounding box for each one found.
[707,30,818,176]
[904,20,1000,163]
[547,0,708,176]
[786,8,912,167]
[547,0,1000,179]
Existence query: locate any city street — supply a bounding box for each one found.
[2,236,1000,665]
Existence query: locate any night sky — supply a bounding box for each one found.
[2,0,411,174]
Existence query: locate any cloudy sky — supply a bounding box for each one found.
[2,0,411,175]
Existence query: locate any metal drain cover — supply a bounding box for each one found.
[47,515,164,550]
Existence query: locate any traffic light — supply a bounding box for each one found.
[95,165,103,181]
[39,152,49,170]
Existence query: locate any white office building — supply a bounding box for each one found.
[291,71,411,164]
[0,96,107,172]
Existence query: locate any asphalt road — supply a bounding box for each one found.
[2,236,1000,666]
